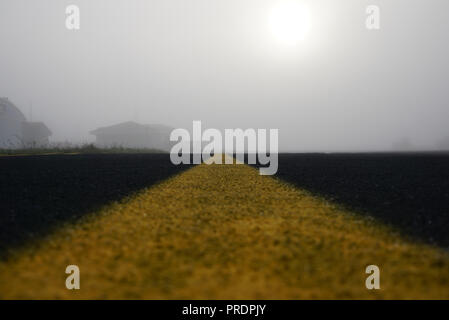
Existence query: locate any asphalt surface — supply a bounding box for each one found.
[0,153,191,256]
[2,158,449,299]
[264,153,449,248]
[2,152,449,258]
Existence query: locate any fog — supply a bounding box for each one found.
[1,0,448,151]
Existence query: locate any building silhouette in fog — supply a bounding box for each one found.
[0,97,52,148]
[90,121,173,151]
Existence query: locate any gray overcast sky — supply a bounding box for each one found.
[1,0,448,151]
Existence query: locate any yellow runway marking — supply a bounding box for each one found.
[1,161,449,299]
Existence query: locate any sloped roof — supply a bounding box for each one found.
[22,122,52,137]
[90,121,173,136]
[0,97,27,122]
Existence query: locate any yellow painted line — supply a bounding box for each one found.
[0,159,449,299]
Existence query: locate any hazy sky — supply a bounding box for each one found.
[1,0,448,151]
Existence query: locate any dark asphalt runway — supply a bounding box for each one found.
[2,152,449,259]
[266,153,449,248]
[0,153,191,256]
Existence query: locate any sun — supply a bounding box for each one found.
[269,2,311,45]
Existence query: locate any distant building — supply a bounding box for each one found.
[0,97,26,148]
[21,122,52,147]
[90,121,173,151]
[436,136,449,151]
[0,97,52,148]
[392,137,414,152]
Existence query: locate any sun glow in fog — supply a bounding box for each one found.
[269,2,311,45]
